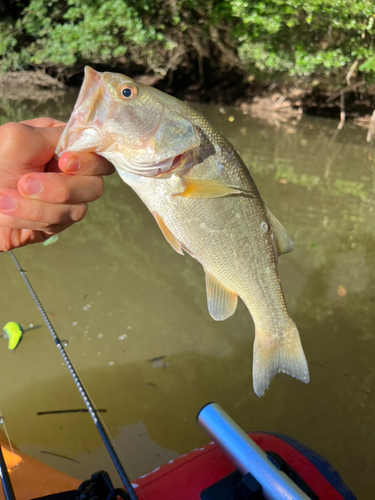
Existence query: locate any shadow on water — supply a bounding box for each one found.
[0,96,374,496]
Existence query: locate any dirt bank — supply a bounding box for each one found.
[2,68,375,137]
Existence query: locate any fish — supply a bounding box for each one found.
[56,66,309,397]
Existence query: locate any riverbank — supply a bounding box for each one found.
[1,68,375,138]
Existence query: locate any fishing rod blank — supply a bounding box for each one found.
[0,444,16,500]
[9,251,139,500]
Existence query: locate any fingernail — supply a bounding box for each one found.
[66,158,81,172]
[0,195,16,211]
[25,178,42,196]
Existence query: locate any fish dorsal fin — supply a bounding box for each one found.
[266,207,294,255]
[205,271,238,321]
[152,212,184,255]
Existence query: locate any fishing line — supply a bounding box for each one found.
[9,250,139,500]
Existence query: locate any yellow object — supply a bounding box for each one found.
[3,322,23,350]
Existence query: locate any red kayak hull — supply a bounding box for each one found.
[134,432,356,500]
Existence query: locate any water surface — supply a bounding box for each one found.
[0,95,374,498]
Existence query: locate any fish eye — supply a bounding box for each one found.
[120,84,138,99]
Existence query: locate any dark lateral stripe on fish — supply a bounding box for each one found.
[37,409,107,415]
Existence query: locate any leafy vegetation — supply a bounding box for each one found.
[1,0,375,89]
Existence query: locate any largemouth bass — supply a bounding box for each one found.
[56,67,309,396]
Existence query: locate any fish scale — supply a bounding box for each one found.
[56,66,309,397]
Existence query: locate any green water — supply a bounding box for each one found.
[0,94,374,498]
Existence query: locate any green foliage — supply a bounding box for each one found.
[229,0,375,79]
[1,0,375,84]
[0,0,176,72]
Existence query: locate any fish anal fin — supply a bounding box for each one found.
[152,212,184,255]
[252,320,309,397]
[205,272,238,321]
[178,178,242,199]
[266,207,294,256]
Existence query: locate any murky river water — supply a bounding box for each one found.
[0,93,374,498]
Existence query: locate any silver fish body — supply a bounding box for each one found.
[57,67,309,396]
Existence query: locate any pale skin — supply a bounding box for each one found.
[0,117,115,252]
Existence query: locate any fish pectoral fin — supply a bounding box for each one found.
[176,178,243,199]
[266,207,294,256]
[152,212,184,256]
[205,272,238,321]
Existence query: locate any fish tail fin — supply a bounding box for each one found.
[252,320,309,397]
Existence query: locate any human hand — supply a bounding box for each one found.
[0,117,115,252]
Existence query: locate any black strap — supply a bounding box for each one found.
[32,471,129,500]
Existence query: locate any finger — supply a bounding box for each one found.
[21,117,66,128]
[0,228,46,252]
[18,172,105,204]
[0,122,64,171]
[59,151,115,176]
[0,209,78,232]
[0,226,71,253]
[0,190,87,226]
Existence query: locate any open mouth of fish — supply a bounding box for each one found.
[56,67,198,177]
[56,67,116,155]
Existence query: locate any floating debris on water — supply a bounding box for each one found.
[37,408,107,415]
[228,116,235,122]
[40,451,80,463]
[148,355,166,362]
[147,356,170,369]
[118,334,127,341]
[72,321,78,326]
[98,333,103,339]
[108,361,114,366]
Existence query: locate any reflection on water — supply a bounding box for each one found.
[0,96,374,497]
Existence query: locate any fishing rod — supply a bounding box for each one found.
[8,250,139,500]
[0,444,16,500]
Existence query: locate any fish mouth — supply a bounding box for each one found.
[56,66,200,178]
[56,66,110,155]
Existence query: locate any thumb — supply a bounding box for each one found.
[0,122,65,189]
